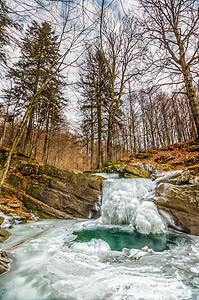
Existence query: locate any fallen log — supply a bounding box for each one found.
[7,226,51,250]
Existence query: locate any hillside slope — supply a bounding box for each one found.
[119,139,199,176]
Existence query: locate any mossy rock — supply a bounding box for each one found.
[0,217,4,225]
[165,165,174,172]
[5,162,105,220]
[38,165,72,180]
[155,183,199,235]
[102,161,122,173]
[7,173,30,191]
[15,163,39,176]
[1,185,15,198]
[0,229,12,242]
[123,164,150,178]
[156,170,191,185]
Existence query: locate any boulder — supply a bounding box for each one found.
[154,183,199,235]
[8,203,21,209]
[102,162,122,173]
[5,163,105,219]
[123,164,151,178]
[0,216,4,225]
[0,252,11,275]
[0,264,7,275]
[155,170,191,185]
[0,229,12,242]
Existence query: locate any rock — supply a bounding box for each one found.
[8,203,21,209]
[0,229,12,242]
[154,183,199,235]
[164,165,174,172]
[0,264,7,275]
[144,164,156,174]
[102,162,122,173]
[5,163,105,219]
[193,177,199,185]
[123,164,151,178]
[150,174,157,181]
[0,260,9,269]
[0,216,4,225]
[0,252,10,275]
[0,256,11,264]
[155,170,191,185]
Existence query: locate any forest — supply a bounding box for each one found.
[0,0,199,179]
[1,2,199,298]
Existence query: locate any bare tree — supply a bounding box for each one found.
[102,15,141,161]
[139,0,199,137]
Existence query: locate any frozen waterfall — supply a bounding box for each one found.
[101,177,165,234]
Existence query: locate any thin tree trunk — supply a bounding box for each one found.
[23,111,34,156]
[0,65,57,189]
[107,120,113,161]
[0,118,8,147]
[0,94,39,189]
[97,97,102,169]
[90,99,94,170]
[42,111,50,164]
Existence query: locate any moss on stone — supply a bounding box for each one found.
[102,161,122,173]
[165,165,174,171]
[1,185,15,198]
[123,164,150,178]
[0,229,12,242]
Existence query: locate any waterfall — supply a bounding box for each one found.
[101,177,165,234]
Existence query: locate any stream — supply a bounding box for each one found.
[0,175,199,300]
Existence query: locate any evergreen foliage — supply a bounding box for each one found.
[0,0,11,63]
[7,21,66,155]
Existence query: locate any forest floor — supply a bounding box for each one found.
[118,139,199,177]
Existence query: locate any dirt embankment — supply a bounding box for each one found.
[118,139,199,177]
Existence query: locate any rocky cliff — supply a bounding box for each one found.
[1,160,104,219]
[152,170,199,236]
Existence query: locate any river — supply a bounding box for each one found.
[0,175,199,299]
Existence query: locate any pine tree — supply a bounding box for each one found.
[8,21,65,156]
[0,0,11,63]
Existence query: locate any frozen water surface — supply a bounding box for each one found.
[0,177,199,300]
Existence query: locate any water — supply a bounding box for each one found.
[73,226,180,252]
[0,176,199,300]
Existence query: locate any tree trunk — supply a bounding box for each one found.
[97,98,102,169]
[0,67,56,189]
[23,110,35,156]
[0,117,8,147]
[107,121,113,161]
[0,94,39,189]
[183,66,199,137]
[90,99,94,170]
[42,111,50,164]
